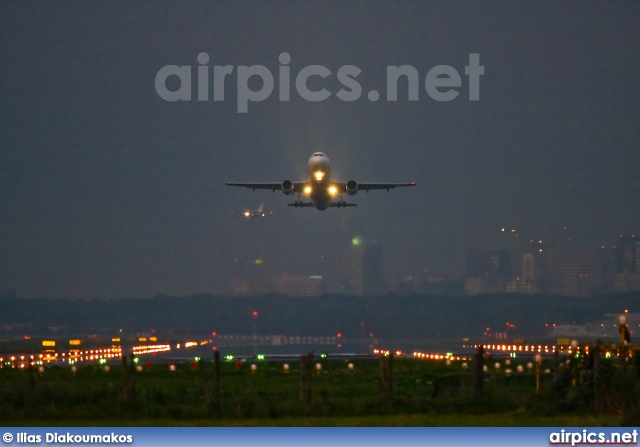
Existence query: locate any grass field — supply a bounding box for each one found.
[0,356,633,426]
[4,414,622,427]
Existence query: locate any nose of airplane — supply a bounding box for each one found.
[308,153,330,170]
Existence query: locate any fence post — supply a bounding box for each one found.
[300,352,313,405]
[213,350,221,403]
[121,355,129,401]
[379,352,394,402]
[473,345,484,395]
[593,342,602,414]
[127,353,137,403]
[27,362,36,407]
[553,346,559,381]
[199,358,211,409]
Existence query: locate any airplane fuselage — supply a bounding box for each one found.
[307,152,332,210]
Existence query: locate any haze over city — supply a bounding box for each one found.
[1,2,639,299]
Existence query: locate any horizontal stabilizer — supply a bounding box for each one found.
[329,203,357,207]
[287,202,314,207]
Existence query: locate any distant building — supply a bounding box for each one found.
[505,253,540,295]
[525,242,561,294]
[612,236,640,291]
[398,274,464,295]
[465,248,512,295]
[506,278,539,294]
[466,248,512,278]
[231,273,325,297]
[522,253,535,281]
[274,273,325,297]
[343,237,384,295]
[555,248,614,297]
[548,324,587,337]
[615,235,637,273]
[231,279,253,296]
[614,271,640,292]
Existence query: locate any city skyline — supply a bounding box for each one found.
[2,2,639,298]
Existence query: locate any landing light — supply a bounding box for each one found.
[314,171,325,182]
[304,186,312,194]
[329,186,337,195]
[244,211,250,217]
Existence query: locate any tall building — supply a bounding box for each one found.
[613,236,640,291]
[465,248,512,295]
[555,248,614,297]
[343,237,384,295]
[466,248,512,278]
[615,235,637,273]
[522,253,535,281]
[506,253,539,294]
[527,242,561,294]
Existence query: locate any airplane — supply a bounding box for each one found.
[232,203,271,219]
[226,152,415,211]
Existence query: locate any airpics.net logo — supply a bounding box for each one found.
[154,52,484,113]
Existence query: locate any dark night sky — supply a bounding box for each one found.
[1,2,639,298]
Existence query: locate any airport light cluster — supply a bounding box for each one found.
[1,346,124,369]
[413,352,470,361]
[470,344,558,354]
[132,344,171,355]
[372,349,404,356]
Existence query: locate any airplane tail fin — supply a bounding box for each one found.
[258,203,264,213]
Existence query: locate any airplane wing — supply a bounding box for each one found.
[334,181,415,192]
[226,181,308,192]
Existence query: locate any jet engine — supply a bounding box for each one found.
[346,180,358,195]
[281,180,294,195]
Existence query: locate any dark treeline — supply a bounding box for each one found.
[1,291,639,341]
